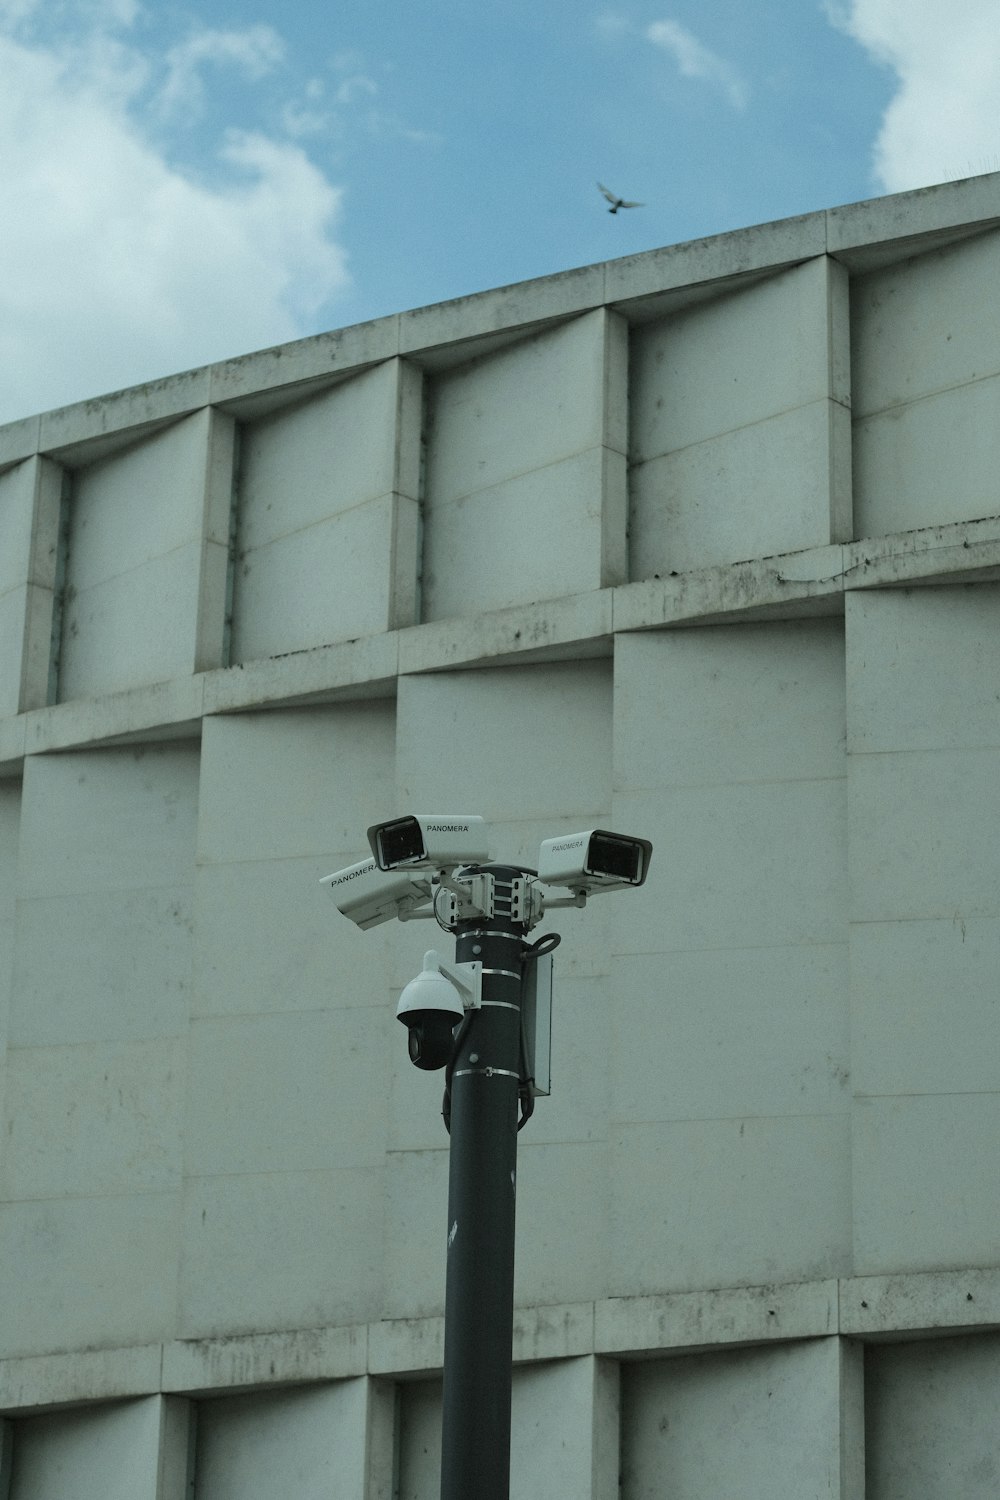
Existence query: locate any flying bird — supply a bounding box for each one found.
[598,182,644,214]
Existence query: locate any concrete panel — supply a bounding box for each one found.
[382,1148,450,1320]
[514,1141,610,1307]
[851,230,1000,417]
[10,887,193,1047]
[511,1357,619,1500]
[184,1009,388,1177]
[630,260,840,449]
[0,1039,184,1200]
[422,312,617,620]
[396,1377,441,1500]
[614,622,846,790]
[192,856,395,1018]
[852,1093,1000,1274]
[628,258,849,575]
[611,946,850,1124]
[233,492,413,659]
[851,232,1000,536]
[0,1192,180,1359]
[194,1380,380,1500]
[847,747,1000,923]
[853,375,1000,537]
[64,420,210,588]
[177,1167,384,1338]
[9,1396,179,1500]
[425,314,608,502]
[612,779,848,956]
[850,918,1000,1097]
[422,446,617,619]
[16,745,199,900]
[196,704,395,865]
[630,400,847,576]
[866,1334,1000,1500]
[59,541,203,702]
[237,369,403,550]
[621,1337,861,1500]
[396,662,612,822]
[58,411,223,700]
[846,587,1000,754]
[609,1115,851,1296]
[231,362,421,659]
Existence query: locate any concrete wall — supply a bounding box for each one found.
[3,173,1000,1495]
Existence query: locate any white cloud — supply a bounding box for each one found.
[333,73,378,107]
[828,0,1000,190]
[0,16,349,424]
[159,24,286,119]
[646,18,749,110]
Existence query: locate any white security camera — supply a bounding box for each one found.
[396,951,482,1069]
[537,829,652,895]
[368,814,491,872]
[320,857,432,929]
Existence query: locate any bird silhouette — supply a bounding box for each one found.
[598,182,644,214]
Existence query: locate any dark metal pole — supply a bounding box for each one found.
[440,867,527,1500]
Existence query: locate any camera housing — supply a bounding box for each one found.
[320,857,432,929]
[368,814,491,872]
[396,952,481,1069]
[537,829,653,894]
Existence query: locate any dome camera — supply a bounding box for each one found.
[396,951,482,1070]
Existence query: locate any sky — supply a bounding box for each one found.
[1,0,999,425]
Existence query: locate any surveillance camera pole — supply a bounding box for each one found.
[326,821,650,1500]
[440,865,530,1500]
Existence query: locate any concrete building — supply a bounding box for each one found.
[2,171,1000,1497]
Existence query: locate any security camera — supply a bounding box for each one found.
[537,829,652,895]
[396,951,482,1069]
[320,857,432,929]
[368,814,491,872]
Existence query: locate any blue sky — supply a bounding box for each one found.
[1,0,998,423]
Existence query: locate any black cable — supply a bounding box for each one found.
[441,1009,475,1135]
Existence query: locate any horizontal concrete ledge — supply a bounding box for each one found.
[3,517,1000,777]
[161,1324,367,1398]
[840,1265,1000,1339]
[594,1279,837,1357]
[3,1269,999,1414]
[0,1344,163,1417]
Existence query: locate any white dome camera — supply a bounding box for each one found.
[396,951,482,1070]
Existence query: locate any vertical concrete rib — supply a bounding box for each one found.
[193,407,238,675]
[389,357,424,632]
